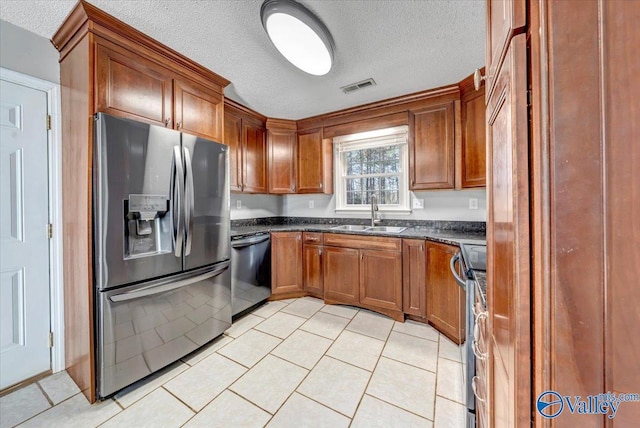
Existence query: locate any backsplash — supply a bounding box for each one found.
[231,189,486,222]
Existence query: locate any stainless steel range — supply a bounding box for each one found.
[450,243,487,428]
[93,113,231,398]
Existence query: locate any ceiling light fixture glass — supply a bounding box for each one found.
[260,0,335,76]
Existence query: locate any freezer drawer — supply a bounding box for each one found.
[96,262,231,398]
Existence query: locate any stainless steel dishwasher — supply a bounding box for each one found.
[231,233,271,318]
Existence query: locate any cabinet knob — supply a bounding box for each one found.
[165,118,171,127]
[474,68,487,91]
[177,121,182,130]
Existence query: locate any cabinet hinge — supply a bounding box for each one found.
[47,223,53,239]
[46,115,52,130]
[526,89,532,107]
[48,332,54,348]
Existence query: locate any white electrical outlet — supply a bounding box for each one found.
[469,198,479,210]
[308,200,315,209]
[412,198,424,209]
[236,200,242,209]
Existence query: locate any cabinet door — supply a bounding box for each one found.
[243,120,267,193]
[297,128,331,194]
[95,41,173,127]
[409,103,455,190]
[486,34,529,428]
[323,246,359,305]
[486,0,526,99]
[268,129,297,194]
[461,86,486,188]
[360,249,403,312]
[174,78,223,141]
[271,232,303,295]
[402,239,426,318]
[426,241,464,344]
[224,110,242,192]
[303,244,323,297]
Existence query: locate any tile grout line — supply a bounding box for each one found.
[34,381,54,407]
[347,320,393,426]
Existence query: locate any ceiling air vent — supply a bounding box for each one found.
[340,78,376,94]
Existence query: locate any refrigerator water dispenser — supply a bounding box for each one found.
[124,194,170,258]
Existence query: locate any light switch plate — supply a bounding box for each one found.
[236,200,242,209]
[308,200,315,209]
[469,198,479,210]
[413,198,424,209]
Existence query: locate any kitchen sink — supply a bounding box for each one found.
[330,225,372,231]
[366,226,407,233]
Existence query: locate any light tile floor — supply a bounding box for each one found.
[1,297,466,428]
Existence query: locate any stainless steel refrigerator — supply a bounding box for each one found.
[93,113,231,398]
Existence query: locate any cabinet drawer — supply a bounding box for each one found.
[303,232,323,244]
[323,233,401,251]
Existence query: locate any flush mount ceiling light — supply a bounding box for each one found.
[261,0,335,76]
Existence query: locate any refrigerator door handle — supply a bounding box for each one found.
[183,146,195,256]
[172,145,185,257]
[109,261,230,302]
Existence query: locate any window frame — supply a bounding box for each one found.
[333,125,411,213]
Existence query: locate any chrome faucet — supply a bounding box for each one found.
[371,194,382,227]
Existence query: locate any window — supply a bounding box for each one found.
[334,125,410,212]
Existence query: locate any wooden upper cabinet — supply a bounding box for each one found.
[242,119,267,193]
[402,239,427,318]
[360,249,403,313]
[174,78,223,141]
[271,232,303,295]
[459,76,487,188]
[409,102,455,190]
[425,241,465,344]
[95,39,173,127]
[224,109,243,192]
[297,128,333,194]
[486,0,526,99]
[267,119,297,194]
[224,101,267,194]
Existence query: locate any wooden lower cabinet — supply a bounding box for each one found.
[402,239,427,318]
[271,232,303,296]
[425,241,465,344]
[360,249,403,312]
[323,246,360,305]
[302,244,323,297]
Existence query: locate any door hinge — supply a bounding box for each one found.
[46,115,52,130]
[48,332,54,348]
[47,223,53,239]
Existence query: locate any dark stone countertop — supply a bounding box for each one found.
[230,223,486,247]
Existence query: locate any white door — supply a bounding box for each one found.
[0,79,50,389]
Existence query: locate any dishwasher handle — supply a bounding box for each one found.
[231,234,270,248]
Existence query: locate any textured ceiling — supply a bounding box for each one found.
[0,0,485,119]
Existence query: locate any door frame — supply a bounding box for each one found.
[0,67,64,373]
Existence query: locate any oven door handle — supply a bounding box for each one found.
[450,252,467,287]
[109,262,229,302]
